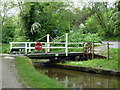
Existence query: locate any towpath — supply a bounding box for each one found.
[1,55,23,88]
[102,41,120,48]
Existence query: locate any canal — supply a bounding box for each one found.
[34,61,120,88]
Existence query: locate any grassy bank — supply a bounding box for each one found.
[15,56,64,88]
[60,48,119,71]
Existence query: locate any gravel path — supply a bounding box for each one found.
[94,41,119,54]
[102,41,120,48]
[1,56,23,88]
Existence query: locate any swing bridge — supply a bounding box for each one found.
[9,33,109,61]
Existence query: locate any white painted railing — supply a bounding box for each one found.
[9,33,110,58]
[9,41,83,56]
[9,33,84,56]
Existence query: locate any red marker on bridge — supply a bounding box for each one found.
[35,43,42,51]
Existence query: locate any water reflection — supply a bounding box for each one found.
[37,65,120,88]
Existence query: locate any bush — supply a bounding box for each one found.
[57,30,102,43]
[2,43,10,54]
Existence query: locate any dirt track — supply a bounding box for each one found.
[1,56,23,88]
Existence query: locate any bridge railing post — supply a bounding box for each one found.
[107,42,109,59]
[65,33,68,56]
[45,43,47,53]
[25,42,27,54]
[47,34,50,53]
[29,43,31,52]
[9,42,12,53]
[92,42,94,59]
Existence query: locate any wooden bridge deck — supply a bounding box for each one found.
[27,52,83,59]
[27,52,107,60]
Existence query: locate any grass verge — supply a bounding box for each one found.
[15,56,64,88]
[61,48,119,71]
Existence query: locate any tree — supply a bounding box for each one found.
[0,1,16,43]
[82,1,119,38]
[18,2,77,41]
[0,1,16,28]
[2,16,15,43]
[112,1,120,37]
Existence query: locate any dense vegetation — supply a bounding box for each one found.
[1,1,120,54]
[1,1,120,44]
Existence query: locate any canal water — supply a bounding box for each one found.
[35,62,120,88]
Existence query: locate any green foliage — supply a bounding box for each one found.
[70,32,102,43]
[1,1,17,43]
[2,17,15,43]
[57,30,102,43]
[103,37,120,41]
[85,15,101,33]
[15,56,64,88]
[18,2,76,41]
[84,1,120,38]
[2,1,119,44]
[1,43,10,53]
[112,1,120,37]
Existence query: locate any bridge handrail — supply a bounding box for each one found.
[9,33,112,58]
[10,42,111,45]
[9,41,111,59]
[9,42,107,52]
[10,42,84,44]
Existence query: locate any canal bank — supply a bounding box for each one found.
[15,56,64,88]
[46,63,120,76]
[53,48,119,76]
[31,48,119,88]
[34,48,119,77]
[34,61,120,88]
